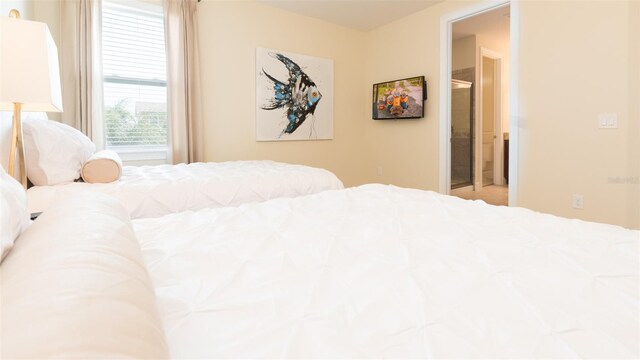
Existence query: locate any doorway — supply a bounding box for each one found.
[443,3,511,206]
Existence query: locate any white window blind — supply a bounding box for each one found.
[102,0,168,162]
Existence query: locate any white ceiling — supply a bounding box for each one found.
[452,4,510,40]
[259,0,444,32]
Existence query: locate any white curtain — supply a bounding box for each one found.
[60,0,104,148]
[164,0,204,164]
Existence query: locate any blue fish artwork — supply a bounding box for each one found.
[260,53,322,135]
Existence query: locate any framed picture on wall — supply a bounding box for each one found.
[372,76,426,120]
[256,47,334,141]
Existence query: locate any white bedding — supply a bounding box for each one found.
[27,160,343,218]
[133,184,640,358]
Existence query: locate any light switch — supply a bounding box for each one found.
[598,115,607,128]
[598,113,618,129]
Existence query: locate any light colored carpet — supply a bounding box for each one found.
[451,185,508,206]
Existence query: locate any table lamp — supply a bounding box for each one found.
[0,10,63,188]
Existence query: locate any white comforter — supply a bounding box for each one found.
[133,184,639,359]
[27,160,343,218]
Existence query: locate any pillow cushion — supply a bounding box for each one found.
[81,150,123,183]
[80,150,122,183]
[0,167,30,262]
[21,111,48,121]
[22,117,95,186]
[0,193,169,359]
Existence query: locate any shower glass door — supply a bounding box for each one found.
[451,79,473,189]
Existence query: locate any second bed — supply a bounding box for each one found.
[27,160,343,218]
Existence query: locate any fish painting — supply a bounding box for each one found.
[260,53,322,135]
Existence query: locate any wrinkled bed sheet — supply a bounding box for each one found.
[27,160,343,219]
[133,184,639,358]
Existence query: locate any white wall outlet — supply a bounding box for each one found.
[572,194,584,209]
[598,113,618,129]
[377,166,383,176]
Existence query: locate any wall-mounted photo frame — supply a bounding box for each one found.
[372,76,426,120]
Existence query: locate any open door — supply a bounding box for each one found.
[479,49,504,187]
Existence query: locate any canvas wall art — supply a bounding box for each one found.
[256,47,333,141]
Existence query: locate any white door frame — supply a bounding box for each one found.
[478,47,504,187]
[439,0,519,207]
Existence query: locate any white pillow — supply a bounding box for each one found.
[22,111,49,121]
[0,166,30,262]
[1,193,169,358]
[81,150,123,183]
[22,117,95,186]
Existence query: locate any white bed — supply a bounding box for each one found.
[3,183,638,359]
[133,184,639,358]
[26,160,343,218]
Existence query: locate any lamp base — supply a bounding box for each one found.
[8,102,27,188]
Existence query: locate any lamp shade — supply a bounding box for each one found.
[0,17,63,112]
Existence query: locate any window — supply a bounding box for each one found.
[101,0,167,163]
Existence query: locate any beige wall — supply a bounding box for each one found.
[476,29,509,133]
[363,0,638,229]
[31,0,60,51]
[197,1,368,187]
[3,0,638,229]
[516,0,639,228]
[363,1,475,190]
[452,35,476,71]
[628,1,640,229]
[32,0,62,123]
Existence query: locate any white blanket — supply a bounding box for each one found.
[133,184,639,359]
[27,160,343,218]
